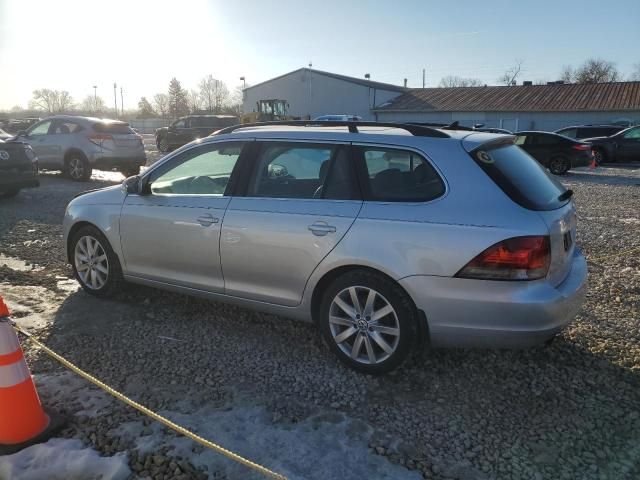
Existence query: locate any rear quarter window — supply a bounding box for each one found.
[356,146,445,202]
[471,144,568,211]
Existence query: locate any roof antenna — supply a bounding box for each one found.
[308,61,313,68]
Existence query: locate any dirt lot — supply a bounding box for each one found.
[1,153,640,479]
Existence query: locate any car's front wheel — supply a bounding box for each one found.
[319,270,417,374]
[70,225,122,297]
[157,136,169,153]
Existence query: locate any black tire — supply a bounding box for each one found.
[65,154,92,181]
[70,225,123,297]
[121,166,141,177]
[592,148,607,165]
[319,270,418,374]
[157,136,169,153]
[549,156,570,175]
[0,189,20,199]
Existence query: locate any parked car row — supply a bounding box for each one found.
[155,115,239,152]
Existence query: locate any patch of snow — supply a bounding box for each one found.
[0,438,130,480]
[37,372,114,418]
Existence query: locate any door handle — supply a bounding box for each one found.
[196,214,219,227]
[308,221,336,236]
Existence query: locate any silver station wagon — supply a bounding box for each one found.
[63,121,587,374]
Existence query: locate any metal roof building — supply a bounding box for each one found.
[242,68,406,121]
[373,82,640,131]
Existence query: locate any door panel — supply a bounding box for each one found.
[120,195,228,291]
[219,141,361,306]
[221,198,361,305]
[119,141,247,292]
[618,128,640,161]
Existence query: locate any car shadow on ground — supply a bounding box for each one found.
[29,286,640,479]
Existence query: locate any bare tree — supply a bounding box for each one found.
[30,89,74,113]
[438,75,483,88]
[561,58,620,83]
[630,62,640,81]
[498,59,524,86]
[187,89,203,113]
[199,75,229,113]
[80,95,107,113]
[153,93,169,118]
[560,65,575,83]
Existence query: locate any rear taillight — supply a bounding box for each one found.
[572,144,591,151]
[88,133,113,146]
[456,236,550,281]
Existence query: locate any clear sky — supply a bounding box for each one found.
[0,0,638,110]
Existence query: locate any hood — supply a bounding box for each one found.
[71,184,125,205]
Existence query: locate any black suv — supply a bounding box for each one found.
[0,139,39,198]
[584,125,640,164]
[555,124,625,140]
[155,115,239,152]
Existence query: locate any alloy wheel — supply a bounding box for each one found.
[328,286,400,365]
[74,235,109,290]
[69,158,85,180]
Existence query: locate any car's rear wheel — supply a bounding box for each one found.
[549,156,570,175]
[66,155,91,181]
[0,189,20,199]
[157,136,169,153]
[70,225,122,297]
[319,270,417,374]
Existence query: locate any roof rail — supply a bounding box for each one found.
[213,120,450,138]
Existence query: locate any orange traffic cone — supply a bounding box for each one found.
[0,296,63,455]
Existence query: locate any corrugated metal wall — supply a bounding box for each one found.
[242,70,401,121]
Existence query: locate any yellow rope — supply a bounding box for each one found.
[13,324,288,480]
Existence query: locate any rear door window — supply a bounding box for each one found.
[471,144,568,211]
[247,143,357,200]
[559,128,577,138]
[356,146,445,202]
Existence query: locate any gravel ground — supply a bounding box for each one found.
[0,160,639,480]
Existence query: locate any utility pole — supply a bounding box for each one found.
[239,76,246,89]
[422,69,426,88]
[113,82,118,118]
[92,85,97,112]
[120,87,124,117]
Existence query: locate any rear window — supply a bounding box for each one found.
[471,144,568,211]
[93,122,135,134]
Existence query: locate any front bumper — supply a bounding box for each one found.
[0,169,39,192]
[399,249,588,348]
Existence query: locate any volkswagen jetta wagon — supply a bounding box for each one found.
[63,121,587,374]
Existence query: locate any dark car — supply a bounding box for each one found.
[514,131,594,175]
[583,125,640,164]
[474,127,512,134]
[155,115,239,152]
[0,139,39,198]
[555,124,626,140]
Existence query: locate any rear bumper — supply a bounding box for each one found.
[399,249,588,348]
[90,155,146,170]
[0,169,39,191]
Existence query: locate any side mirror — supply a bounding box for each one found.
[122,175,141,194]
